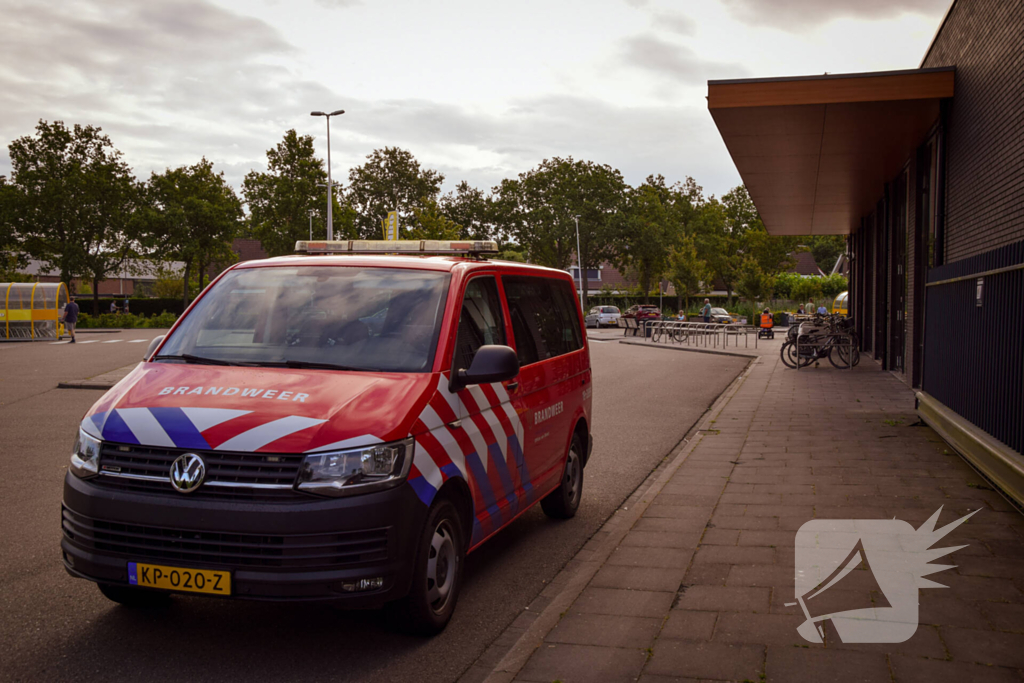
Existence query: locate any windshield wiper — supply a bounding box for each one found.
[255,359,361,371]
[154,353,247,366]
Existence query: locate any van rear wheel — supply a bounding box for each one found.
[541,434,584,519]
[396,498,465,635]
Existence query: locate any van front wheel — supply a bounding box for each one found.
[397,498,465,635]
[541,434,584,519]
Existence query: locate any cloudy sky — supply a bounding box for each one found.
[0,0,949,200]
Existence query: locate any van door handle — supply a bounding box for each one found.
[506,382,519,393]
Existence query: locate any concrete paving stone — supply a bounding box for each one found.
[517,643,647,683]
[693,545,776,566]
[606,546,695,569]
[645,641,764,681]
[674,585,770,612]
[636,674,709,683]
[621,530,703,549]
[954,556,1023,580]
[765,642,891,683]
[574,587,676,618]
[917,596,994,630]
[726,564,793,589]
[941,574,1024,603]
[591,565,686,593]
[752,483,816,494]
[712,612,810,647]
[547,613,663,648]
[710,515,779,530]
[659,484,727,497]
[634,516,712,534]
[700,528,740,545]
[942,627,1024,668]
[658,610,718,641]
[889,655,1022,683]
[719,492,785,505]
[813,507,893,520]
[683,563,731,586]
[827,624,947,659]
[737,530,796,547]
[712,503,750,517]
[977,601,1024,632]
[721,482,757,493]
[651,495,722,508]
[743,504,815,518]
[647,501,718,517]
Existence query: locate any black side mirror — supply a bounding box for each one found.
[451,345,519,391]
[144,335,165,361]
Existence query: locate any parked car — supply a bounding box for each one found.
[623,304,661,321]
[585,305,622,328]
[60,239,594,635]
[709,307,733,324]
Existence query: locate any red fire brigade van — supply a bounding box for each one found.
[61,240,593,633]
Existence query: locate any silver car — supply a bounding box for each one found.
[585,305,622,328]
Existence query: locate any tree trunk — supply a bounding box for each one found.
[182,260,191,308]
[92,276,100,315]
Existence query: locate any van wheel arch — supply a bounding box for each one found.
[434,478,474,550]
[573,418,590,467]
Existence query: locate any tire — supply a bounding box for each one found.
[98,583,171,608]
[396,498,465,635]
[829,341,860,368]
[541,434,584,519]
[780,341,799,368]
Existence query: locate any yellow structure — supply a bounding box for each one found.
[1,282,69,340]
[832,291,849,316]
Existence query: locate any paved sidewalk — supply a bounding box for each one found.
[470,340,1024,683]
[58,361,139,389]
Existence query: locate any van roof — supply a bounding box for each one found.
[231,254,572,277]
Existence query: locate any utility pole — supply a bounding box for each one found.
[310,109,345,240]
[573,215,584,313]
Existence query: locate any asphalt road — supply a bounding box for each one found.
[0,330,747,683]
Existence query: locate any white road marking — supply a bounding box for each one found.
[101,339,123,344]
[77,340,99,344]
[127,339,149,343]
[51,341,70,345]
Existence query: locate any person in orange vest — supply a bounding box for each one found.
[759,307,774,339]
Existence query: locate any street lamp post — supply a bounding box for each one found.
[310,109,345,240]
[573,215,584,313]
[308,209,315,240]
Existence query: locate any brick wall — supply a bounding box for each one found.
[923,0,1024,261]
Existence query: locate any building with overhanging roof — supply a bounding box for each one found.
[707,0,1023,502]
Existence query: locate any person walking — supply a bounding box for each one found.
[701,298,712,323]
[62,295,80,343]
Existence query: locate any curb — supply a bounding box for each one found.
[58,362,139,390]
[619,338,760,359]
[473,355,759,683]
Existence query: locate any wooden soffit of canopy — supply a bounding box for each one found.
[708,67,954,235]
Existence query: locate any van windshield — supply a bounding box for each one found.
[156,266,450,372]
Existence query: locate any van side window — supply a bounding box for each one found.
[453,276,505,375]
[503,276,582,366]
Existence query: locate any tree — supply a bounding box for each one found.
[615,183,675,303]
[440,181,493,240]
[692,198,739,302]
[6,121,142,312]
[345,147,444,239]
[408,197,462,240]
[140,158,242,306]
[493,157,628,309]
[242,129,351,256]
[790,276,823,308]
[734,256,774,321]
[666,233,709,314]
[807,235,847,274]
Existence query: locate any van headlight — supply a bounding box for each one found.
[70,428,102,479]
[296,438,414,497]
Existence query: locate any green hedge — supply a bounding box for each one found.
[77,311,178,329]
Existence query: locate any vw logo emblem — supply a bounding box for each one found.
[170,453,206,493]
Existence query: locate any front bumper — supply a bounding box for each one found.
[61,473,426,605]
